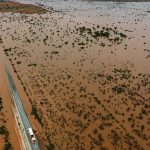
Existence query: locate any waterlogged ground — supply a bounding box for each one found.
[0,1,150,150]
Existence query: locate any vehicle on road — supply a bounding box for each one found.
[28,128,36,143]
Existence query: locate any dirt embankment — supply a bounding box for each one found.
[0,1,48,14]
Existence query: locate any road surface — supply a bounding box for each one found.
[5,65,40,150]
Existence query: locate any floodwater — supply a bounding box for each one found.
[0,0,150,150]
[0,49,21,149]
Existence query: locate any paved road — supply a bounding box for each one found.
[5,66,40,150]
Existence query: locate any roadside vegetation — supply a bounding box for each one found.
[0,97,12,149]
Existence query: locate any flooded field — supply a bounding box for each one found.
[0,1,150,150]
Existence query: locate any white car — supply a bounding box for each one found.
[28,128,36,143]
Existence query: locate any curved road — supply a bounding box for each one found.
[5,65,40,150]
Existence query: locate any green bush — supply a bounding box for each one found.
[0,126,6,134]
[31,106,43,126]
[47,143,55,150]
[4,142,12,150]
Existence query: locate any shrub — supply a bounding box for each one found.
[119,33,127,38]
[4,142,12,150]
[47,143,55,150]
[94,31,110,38]
[31,106,43,126]
[112,85,126,94]
[0,126,6,135]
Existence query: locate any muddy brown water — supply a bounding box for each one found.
[0,2,150,149]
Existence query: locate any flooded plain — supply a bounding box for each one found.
[0,1,150,150]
